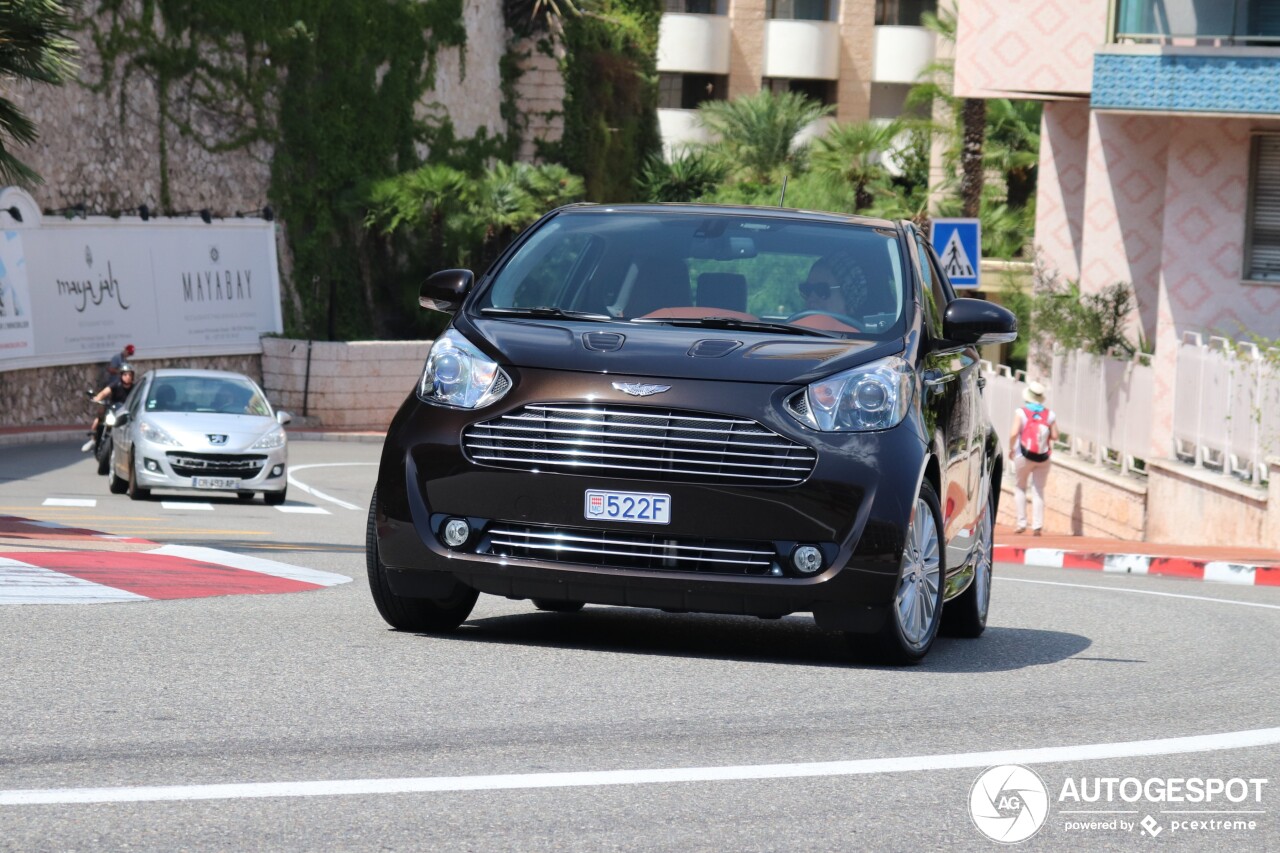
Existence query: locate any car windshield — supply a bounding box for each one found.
[146,376,271,416]
[475,210,908,338]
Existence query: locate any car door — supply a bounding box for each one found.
[115,373,148,468]
[910,229,981,574]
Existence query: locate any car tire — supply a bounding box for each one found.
[531,599,585,613]
[237,491,256,502]
[126,450,150,501]
[942,483,994,639]
[95,435,112,475]
[851,479,945,666]
[108,446,128,495]
[263,487,286,506]
[366,490,478,632]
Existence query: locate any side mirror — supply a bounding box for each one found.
[942,297,1018,346]
[419,269,474,315]
[276,410,292,426]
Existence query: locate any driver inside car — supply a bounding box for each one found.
[798,251,869,317]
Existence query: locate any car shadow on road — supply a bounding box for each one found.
[435,608,1095,672]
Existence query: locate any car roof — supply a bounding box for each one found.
[550,202,901,231]
[145,368,259,383]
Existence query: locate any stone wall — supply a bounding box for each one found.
[512,35,567,162]
[260,338,431,429]
[9,0,551,214]
[998,453,1148,540]
[1145,459,1272,550]
[0,354,262,429]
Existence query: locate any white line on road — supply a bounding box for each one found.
[161,501,213,511]
[2,727,1278,806]
[286,463,374,511]
[42,498,96,507]
[275,505,329,514]
[998,576,1280,610]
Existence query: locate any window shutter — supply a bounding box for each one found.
[1248,134,1280,281]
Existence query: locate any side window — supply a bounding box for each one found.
[910,230,943,336]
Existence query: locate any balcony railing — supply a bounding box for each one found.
[658,13,732,75]
[1114,0,1280,45]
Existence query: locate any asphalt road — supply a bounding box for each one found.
[1,440,1278,851]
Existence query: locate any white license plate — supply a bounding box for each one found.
[193,477,239,490]
[584,489,671,524]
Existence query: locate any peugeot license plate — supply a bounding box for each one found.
[584,489,671,524]
[193,477,239,490]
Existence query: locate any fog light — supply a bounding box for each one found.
[791,545,824,576]
[442,518,471,548]
[144,458,160,472]
[270,464,284,478]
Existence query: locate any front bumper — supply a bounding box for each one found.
[375,370,927,627]
[134,440,288,494]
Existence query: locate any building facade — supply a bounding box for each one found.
[955,0,1280,460]
[655,0,939,156]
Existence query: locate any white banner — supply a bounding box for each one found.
[0,209,282,372]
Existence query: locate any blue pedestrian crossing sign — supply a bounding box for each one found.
[930,218,981,289]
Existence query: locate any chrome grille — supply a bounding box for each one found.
[166,452,267,478]
[481,523,779,576]
[463,404,816,485]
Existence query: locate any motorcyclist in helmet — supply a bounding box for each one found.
[82,363,136,452]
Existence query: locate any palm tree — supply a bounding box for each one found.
[809,119,902,211]
[638,150,728,202]
[984,98,1041,209]
[696,90,831,185]
[0,0,79,186]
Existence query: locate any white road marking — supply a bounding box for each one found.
[998,576,1280,610]
[275,505,329,514]
[2,726,1278,806]
[42,498,97,508]
[0,559,146,605]
[149,545,351,587]
[161,501,213,511]
[286,463,374,511]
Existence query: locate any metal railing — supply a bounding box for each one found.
[983,335,1277,486]
[981,349,1154,476]
[1113,0,1280,45]
[1172,332,1279,486]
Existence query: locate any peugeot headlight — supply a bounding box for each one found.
[789,356,914,432]
[252,427,287,449]
[138,420,179,446]
[418,329,511,409]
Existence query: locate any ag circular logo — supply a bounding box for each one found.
[969,764,1050,843]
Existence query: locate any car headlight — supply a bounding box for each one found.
[138,420,179,446]
[252,427,286,449]
[418,329,511,409]
[789,355,915,432]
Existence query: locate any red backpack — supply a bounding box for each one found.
[1019,406,1053,462]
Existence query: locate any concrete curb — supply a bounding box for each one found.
[995,544,1280,587]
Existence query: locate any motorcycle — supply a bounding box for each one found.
[86,390,123,476]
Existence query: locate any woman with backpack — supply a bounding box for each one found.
[1008,380,1059,535]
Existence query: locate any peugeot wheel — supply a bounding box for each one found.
[126,450,150,501]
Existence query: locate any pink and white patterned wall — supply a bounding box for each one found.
[1035,101,1090,282]
[1079,112,1170,345]
[954,0,1108,98]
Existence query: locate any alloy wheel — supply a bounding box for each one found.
[895,496,942,648]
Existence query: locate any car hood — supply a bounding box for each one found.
[138,412,281,452]
[465,317,904,385]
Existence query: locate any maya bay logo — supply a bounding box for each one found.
[182,245,253,303]
[969,764,1050,843]
[55,245,130,313]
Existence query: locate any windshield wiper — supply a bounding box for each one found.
[480,306,613,322]
[631,316,839,338]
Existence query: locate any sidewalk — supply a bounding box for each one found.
[4,424,1277,586]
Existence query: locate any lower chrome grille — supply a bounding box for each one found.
[166,452,267,478]
[481,523,780,576]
